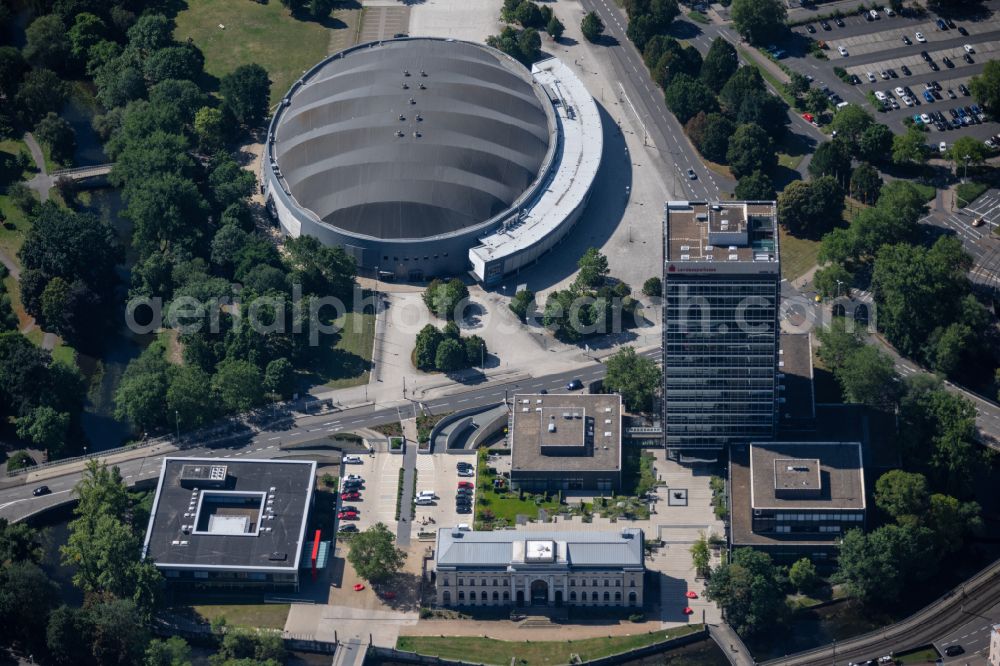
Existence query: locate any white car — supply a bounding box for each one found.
[416,490,437,499]
[874,90,887,101]
[894,86,906,97]
[915,32,926,42]
[939,141,947,153]
[884,6,894,15]
[458,468,475,477]
[838,45,849,56]
[869,9,879,19]
[964,44,975,53]
[879,70,890,80]
[866,71,876,82]
[920,113,932,124]
[344,474,364,482]
[415,497,435,505]
[343,454,363,464]
[902,95,914,106]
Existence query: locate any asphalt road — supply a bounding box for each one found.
[936,601,999,665]
[0,350,663,523]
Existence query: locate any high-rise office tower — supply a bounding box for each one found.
[662,201,781,452]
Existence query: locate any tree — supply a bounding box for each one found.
[24,15,70,70]
[282,234,356,302]
[777,178,843,238]
[581,11,604,42]
[166,365,216,431]
[347,522,406,583]
[127,13,174,52]
[125,173,210,255]
[874,470,928,523]
[735,170,775,200]
[857,123,893,163]
[850,163,882,204]
[423,278,470,320]
[575,247,610,289]
[808,140,851,182]
[68,13,106,65]
[831,104,874,145]
[509,289,535,321]
[736,90,787,140]
[34,112,76,165]
[0,518,42,565]
[220,63,271,127]
[804,87,829,115]
[546,16,565,40]
[603,346,660,412]
[968,59,1000,113]
[212,358,265,412]
[925,493,981,556]
[727,123,775,178]
[813,262,853,299]
[690,533,710,578]
[892,125,927,165]
[0,561,59,650]
[705,548,787,637]
[835,525,936,604]
[697,113,735,164]
[730,0,786,45]
[114,341,170,431]
[786,71,810,98]
[464,335,487,368]
[194,106,226,153]
[642,276,662,298]
[47,605,89,666]
[414,324,444,371]
[263,357,296,399]
[0,46,27,101]
[719,67,764,115]
[16,68,69,126]
[664,74,719,124]
[515,1,544,28]
[435,337,467,372]
[86,598,152,666]
[15,405,70,454]
[948,135,988,173]
[836,344,899,410]
[701,38,738,90]
[145,636,193,666]
[788,558,818,594]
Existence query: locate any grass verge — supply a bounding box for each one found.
[192,604,290,630]
[778,226,821,282]
[956,181,989,208]
[315,310,375,390]
[686,10,709,23]
[396,626,703,665]
[894,646,940,664]
[174,0,332,104]
[394,467,405,520]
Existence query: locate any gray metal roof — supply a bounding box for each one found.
[272,38,554,241]
[435,528,644,569]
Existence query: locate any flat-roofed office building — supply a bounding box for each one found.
[662,201,781,451]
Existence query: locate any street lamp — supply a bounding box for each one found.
[175,410,180,441]
[374,265,380,296]
[963,154,971,183]
[835,279,843,299]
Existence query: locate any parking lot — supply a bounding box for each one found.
[411,452,478,530]
[783,1,1000,142]
[337,450,404,533]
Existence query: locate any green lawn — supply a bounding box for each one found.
[192,604,290,630]
[894,646,940,664]
[686,10,709,23]
[174,0,334,104]
[778,226,821,281]
[0,196,32,263]
[396,626,703,665]
[476,450,561,528]
[956,181,989,208]
[309,310,375,389]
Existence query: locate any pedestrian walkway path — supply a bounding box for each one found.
[396,418,418,546]
[708,623,756,666]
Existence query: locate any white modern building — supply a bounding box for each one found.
[433,527,644,608]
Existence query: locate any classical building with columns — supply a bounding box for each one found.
[433,527,644,608]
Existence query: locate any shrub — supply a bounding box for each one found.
[628,612,645,622]
[5,450,35,471]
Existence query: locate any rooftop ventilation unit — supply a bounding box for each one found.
[268,552,287,561]
[680,254,690,261]
[403,69,410,76]
[548,423,556,433]
[728,254,738,261]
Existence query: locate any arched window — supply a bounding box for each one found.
[481,591,488,601]
[628,591,637,605]
[615,591,621,601]
[591,591,598,601]
[603,592,610,602]
[493,591,499,601]
[503,591,510,600]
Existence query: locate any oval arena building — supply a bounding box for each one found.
[262,37,603,284]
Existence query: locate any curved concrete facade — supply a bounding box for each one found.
[262,39,602,282]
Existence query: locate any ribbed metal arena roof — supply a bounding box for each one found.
[272,39,555,241]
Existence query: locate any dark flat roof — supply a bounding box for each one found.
[730,442,865,547]
[779,333,815,422]
[510,394,621,473]
[142,458,316,572]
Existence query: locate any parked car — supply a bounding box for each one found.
[946,18,955,28]
[806,24,816,33]
[947,88,956,99]
[33,486,50,497]
[344,474,364,482]
[342,480,363,489]
[456,505,472,514]
[835,17,845,26]
[341,505,360,513]
[894,86,906,97]
[415,497,435,505]
[879,70,890,80]
[942,56,953,68]
[939,141,947,153]
[820,20,831,30]
[838,45,849,56]
[923,90,934,103]
[887,68,897,78]
[957,26,968,35]
[901,34,911,45]
[902,95,914,106]
[935,18,947,30]
[928,60,939,71]
[875,90,888,101]
[920,113,932,124]
[964,44,975,53]
[338,523,359,533]
[920,50,931,61]
[869,9,879,19]
[964,52,974,63]
[884,6,894,15]
[341,491,361,501]
[338,510,359,520]
[959,83,970,95]
[457,481,474,489]
[343,454,363,464]
[915,31,926,42]
[900,64,911,75]
[850,74,862,84]
[417,490,437,499]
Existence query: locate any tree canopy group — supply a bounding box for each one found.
[543,248,639,343]
[487,0,565,66]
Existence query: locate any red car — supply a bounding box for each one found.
[457,481,474,489]
[338,511,359,520]
[341,491,361,501]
